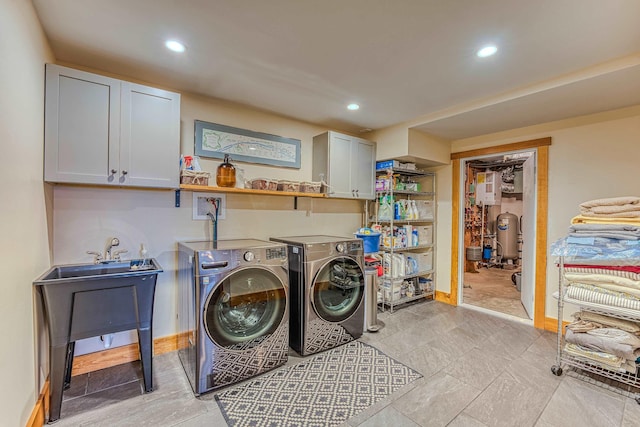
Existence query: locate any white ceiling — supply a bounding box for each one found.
[32,0,640,140]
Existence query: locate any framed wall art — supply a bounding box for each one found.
[194,120,301,169]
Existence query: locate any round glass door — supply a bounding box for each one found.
[312,257,364,322]
[204,267,286,349]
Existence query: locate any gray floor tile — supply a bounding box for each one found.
[462,369,554,427]
[63,373,88,401]
[86,361,142,394]
[537,377,625,427]
[402,342,453,379]
[354,405,420,427]
[444,346,511,390]
[392,372,482,427]
[58,380,144,424]
[447,413,489,427]
[622,397,640,426]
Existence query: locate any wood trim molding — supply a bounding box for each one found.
[26,379,49,427]
[533,145,549,329]
[71,333,179,376]
[449,158,461,306]
[450,137,552,160]
[435,290,453,304]
[450,138,551,329]
[544,316,569,334]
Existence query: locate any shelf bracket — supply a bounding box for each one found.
[294,196,298,210]
[175,189,181,207]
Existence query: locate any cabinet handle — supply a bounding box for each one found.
[122,170,128,175]
[111,169,117,174]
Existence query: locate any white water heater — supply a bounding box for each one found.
[497,212,518,260]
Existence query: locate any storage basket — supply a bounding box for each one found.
[277,180,300,192]
[250,178,278,191]
[300,181,322,193]
[180,170,210,186]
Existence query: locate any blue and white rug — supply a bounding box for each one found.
[214,341,422,427]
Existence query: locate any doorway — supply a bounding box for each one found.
[449,138,550,329]
[459,151,535,321]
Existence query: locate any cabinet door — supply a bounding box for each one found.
[44,64,120,184]
[352,138,375,199]
[119,83,180,188]
[327,133,354,198]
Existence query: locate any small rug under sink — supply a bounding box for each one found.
[214,341,422,427]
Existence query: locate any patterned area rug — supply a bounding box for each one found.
[214,341,422,427]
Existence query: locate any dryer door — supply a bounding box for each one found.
[204,266,286,349]
[312,256,364,322]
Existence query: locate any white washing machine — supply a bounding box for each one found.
[269,235,365,356]
[177,239,289,395]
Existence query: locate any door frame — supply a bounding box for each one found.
[448,138,551,329]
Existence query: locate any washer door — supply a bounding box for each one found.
[312,256,364,322]
[204,267,286,349]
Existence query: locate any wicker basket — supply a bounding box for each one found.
[300,181,322,193]
[277,180,301,192]
[180,170,210,186]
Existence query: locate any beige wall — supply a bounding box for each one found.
[0,0,54,425]
[53,90,365,354]
[445,106,640,321]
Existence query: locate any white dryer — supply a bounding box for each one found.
[177,239,289,394]
[270,235,365,356]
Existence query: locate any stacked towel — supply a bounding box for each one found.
[570,196,640,235]
[579,196,640,218]
[564,312,640,374]
[568,223,640,240]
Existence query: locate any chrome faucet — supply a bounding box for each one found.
[87,237,128,263]
[104,237,120,261]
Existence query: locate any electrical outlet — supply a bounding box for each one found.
[192,193,226,220]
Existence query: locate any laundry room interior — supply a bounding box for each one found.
[7,1,640,426]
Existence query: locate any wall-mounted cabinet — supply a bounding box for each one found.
[44,64,181,189]
[312,131,376,200]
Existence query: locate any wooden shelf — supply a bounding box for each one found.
[179,184,327,198]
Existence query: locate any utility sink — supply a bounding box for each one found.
[36,258,161,282]
[34,258,163,423]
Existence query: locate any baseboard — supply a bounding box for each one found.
[71,333,178,376]
[435,290,454,305]
[544,317,569,334]
[25,379,49,427]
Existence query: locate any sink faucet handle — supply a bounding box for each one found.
[112,249,128,261]
[87,251,103,263]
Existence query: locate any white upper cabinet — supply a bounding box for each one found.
[44,64,180,188]
[312,131,376,199]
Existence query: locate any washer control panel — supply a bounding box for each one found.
[266,247,287,260]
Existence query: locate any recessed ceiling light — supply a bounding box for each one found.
[347,103,360,111]
[165,40,186,53]
[477,45,498,58]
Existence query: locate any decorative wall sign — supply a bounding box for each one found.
[194,120,301,168]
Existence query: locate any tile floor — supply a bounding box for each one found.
[54,301,640,426]
[463,267,528,320]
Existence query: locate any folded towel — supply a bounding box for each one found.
[571,215,640,226]
[580,196,640,217]
[567,223,640,240]
[580,196,640,209]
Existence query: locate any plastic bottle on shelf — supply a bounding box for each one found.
[410,200,419,219]
[412,229,419,246]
